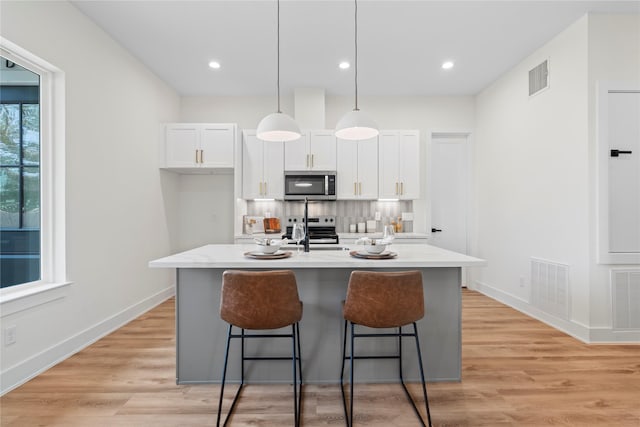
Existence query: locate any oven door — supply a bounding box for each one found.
[284,172,336,200]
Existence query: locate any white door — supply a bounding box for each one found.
[399,131,420,199]
[242,132,264,199]
[336,139,359,199]
[608,91,640,253]
[357,137,379,199]
[309,131,337,170]
[430,134,469,255]
[284,132,309,171]
[165,124,199,167]
[201,124,234,168]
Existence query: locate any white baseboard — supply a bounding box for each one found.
[0,286,175,396]
[471,280,591,343]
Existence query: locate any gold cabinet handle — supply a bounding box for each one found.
[259,182,263,195]
[401,182,404,195]
[264,182,267,195]
[354,182,357,196]
[359,182,362,195]
[395,182,399,195]
[306,154,309,168]
[311,154,314,168]
[199,150,204,164]
[195,150,199,164]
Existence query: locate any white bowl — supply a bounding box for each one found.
[364,242,387,254]
[255,242,281,254]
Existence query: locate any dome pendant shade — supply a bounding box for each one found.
[257,112,302,142]
[335,109,379,140]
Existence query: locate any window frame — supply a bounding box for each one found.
[0,38,68,303]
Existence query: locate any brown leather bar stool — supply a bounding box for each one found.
[217,270,303,427]
[340,270,432,427]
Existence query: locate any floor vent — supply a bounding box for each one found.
[530,258,569,320]
[529,60,549,96]
[612,269,640,330]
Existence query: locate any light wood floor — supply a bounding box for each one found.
[1,290,639,426]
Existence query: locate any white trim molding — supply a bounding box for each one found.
[0,286,175,396]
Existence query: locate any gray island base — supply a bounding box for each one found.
[149,244,486,384]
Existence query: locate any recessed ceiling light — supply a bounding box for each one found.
[339,61,350,70]
[208,61,221,69]
[442,61,454,70]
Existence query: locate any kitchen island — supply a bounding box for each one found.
[149,244,486,384]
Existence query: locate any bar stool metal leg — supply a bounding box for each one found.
[340,320,350,425]
[339,322,433,427]
[413,322,432,427]
[217,325,244,427]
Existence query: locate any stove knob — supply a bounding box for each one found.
[293,218,297,222]
[324,218,328,222]
[330,218,334,222]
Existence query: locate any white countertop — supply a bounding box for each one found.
[234,232,429,239]
[149,243,486,269]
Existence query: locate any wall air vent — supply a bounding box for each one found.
[529,60,549,96]
[530,257,569,320]
[611,269,640,330]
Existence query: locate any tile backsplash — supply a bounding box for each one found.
[246,200,413,233]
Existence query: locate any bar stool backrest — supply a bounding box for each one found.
[343,270,424,328]
[221,270,303,330]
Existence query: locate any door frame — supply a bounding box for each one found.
[427,132,474,258]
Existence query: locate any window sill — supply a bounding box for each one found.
[0,281,72,317]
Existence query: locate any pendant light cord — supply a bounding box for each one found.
[277,0,282,113]
[354,0,359,111]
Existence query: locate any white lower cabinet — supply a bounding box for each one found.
[242,131,284,199]
[163,123,235,170]
[336,137,378,199]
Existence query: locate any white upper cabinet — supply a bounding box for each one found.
[163,123,236,171]
[378,130,420,199]
[336,136,378,199]
[284,130,336,171]
[242,131,284,199]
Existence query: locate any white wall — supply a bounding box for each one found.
[474,13,640,342]
[474,16,591,329]
[587,14,640,331]
[0,1,180,393]
[180,94,476,238]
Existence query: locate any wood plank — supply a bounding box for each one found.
[1,290,639,426]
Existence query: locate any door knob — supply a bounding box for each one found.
[431,228,442,233]
[611,149,632,157]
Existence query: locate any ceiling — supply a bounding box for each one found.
[71,1,639,97]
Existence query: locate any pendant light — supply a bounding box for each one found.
[256,0,301,142]
[335,0,379,141]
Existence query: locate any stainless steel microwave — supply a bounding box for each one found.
[284,171,337,201]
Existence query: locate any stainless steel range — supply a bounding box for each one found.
[282,215,339,244]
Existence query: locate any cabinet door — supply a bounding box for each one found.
[357,137,379,199]
[378,132,401,198]
[336,139,359,199]
[399,131,420,199]
[309,131,337,170]
[283,132,309,171]
[165,124,199,167]
[242,132,264,199]
[262,140,284,199]
[200,124,235,168]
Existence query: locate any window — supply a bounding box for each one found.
[0,57,41,288]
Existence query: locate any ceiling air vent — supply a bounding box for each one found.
[529,60,549,96]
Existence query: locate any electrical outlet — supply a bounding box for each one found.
[4,325,17,346]
[374,211,381,221]
[519,276,526,288]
